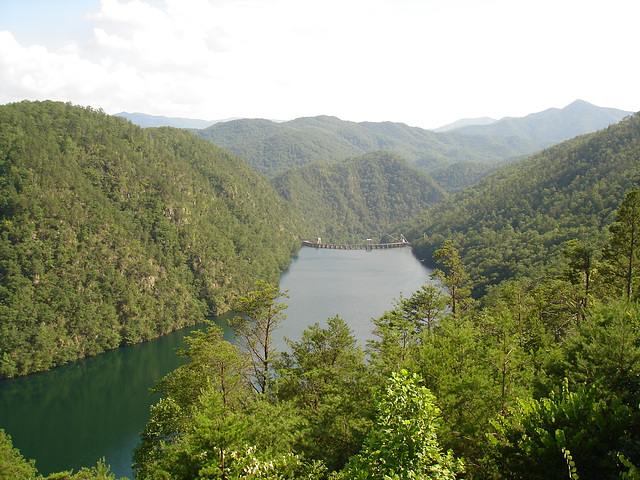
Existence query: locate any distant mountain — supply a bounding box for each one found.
[114,112,234,129]
[194,116,539,177]
[192,101,630,183]
[432,117,497,132]
[272,151,446,243]
[448,100,632,147]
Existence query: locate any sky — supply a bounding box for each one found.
[0,0,638,130]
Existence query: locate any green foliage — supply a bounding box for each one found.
[194,115,541,179]
[276,316,374,470]
[429,161,503,194]
[135,389,319,480]
[133,315,333,479]
[368,284,447,371]
[0,100,301,378]
[336,369,465,479]
[133,322,252,478]
[407,112,640,299]
[618,453,640,480]
[0,428,124,480]
[603,190,640,299]
[559,298,640,407]
[431,240,472,316]
[272,151,446,243]
[43,459,124,480]
[0,428,39,479]
[229,281,289,394]
[488,379,634,480]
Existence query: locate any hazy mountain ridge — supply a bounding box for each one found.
[114,111,237,129]
[432,116,497,132]
[449,99,632,146]
[194,115,539,178]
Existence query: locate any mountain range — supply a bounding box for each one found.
[117,101,631,192]
[1,98,637,377]
[446,99,631,146]
[113,112,238,129]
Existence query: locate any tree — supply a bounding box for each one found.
[563,238,597,316]
[0,429,125,480]
[369,284,447,371]
[0,428,39,479]
[603,190,640,299]
[560,298,640,407]
[431,240,472,316]
[229,281,289,394]
[402,283,448,333]
[133,322,250,479]
[134,388,323,480]
[276,316,374,470]
[488,379,634,480]
[336,370,464,479]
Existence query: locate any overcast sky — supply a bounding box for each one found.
[1,0,638,129]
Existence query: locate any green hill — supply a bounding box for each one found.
[406,111,640,297]
[272,151,446,244]
[192,103,630,189]
[193,115,539,178]
[0,100,301,378]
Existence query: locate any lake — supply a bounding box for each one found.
[0,246,432,478]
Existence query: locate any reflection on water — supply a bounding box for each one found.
[0,321,214,478]
[0,247,432,478]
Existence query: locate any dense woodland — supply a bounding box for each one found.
[1,101,640,479]
[406,112,640,298]
[0,101,301,378]
[191,101,629,190]
[192,115,539,180]
[272,151,446,243]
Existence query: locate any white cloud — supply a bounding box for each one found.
[93,28,132,50]
[1,0,638,127]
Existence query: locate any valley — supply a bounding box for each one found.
[1,99,639,479]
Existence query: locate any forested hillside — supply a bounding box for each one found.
[0,101,301,378]
[123,111,640,479]
[407,111,640,297]
[272,151,446,243]
[193,115,539,178]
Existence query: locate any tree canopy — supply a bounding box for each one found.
[0,100,301,378]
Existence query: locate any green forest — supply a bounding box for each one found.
[406,113,640,298]
[1,101,640,479]
[0,101,301,378]
[272,151,446,243]
[192,115,539,179]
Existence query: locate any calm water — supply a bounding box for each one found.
[0,247,432,478]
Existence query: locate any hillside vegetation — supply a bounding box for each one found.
[272,151,446,243]
[407,111,640,297]
[193,115,539,178]
[0,100,301,378]
[192,102,630,193]
[123,110,640,480]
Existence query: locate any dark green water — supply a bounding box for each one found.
[0,247,431,478]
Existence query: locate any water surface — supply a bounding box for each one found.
[0,246,432,478]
